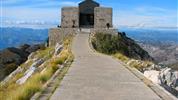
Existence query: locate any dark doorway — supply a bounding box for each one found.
[80,13,94,27]
[79,0,99,28]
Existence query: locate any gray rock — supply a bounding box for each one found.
[1,67,23,85]
[16,59,44,84]
[28,52,36,60]
[54,43,63,56]
[32,59,44,68]
[16,66,36,85]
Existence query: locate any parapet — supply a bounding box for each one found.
[49,28,78,46]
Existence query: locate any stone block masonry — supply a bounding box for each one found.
[94,7,113,28]
[61,7,79,28]
[49,28,118,46]
[49,28,78,46]
[91,28,118,35]
[49,0,115,47]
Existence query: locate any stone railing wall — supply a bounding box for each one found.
[91,28,118,35]
[49,28,118,47]
[49,28,79,46]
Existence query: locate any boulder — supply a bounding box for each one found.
[28,52,36,60]
[31,59,44,67]
[16,59,44,84]
[144,70,161,84]
[172,71,178,88]
[159,68,178,89]
[54,43,63,56]
[16,66,36,85]
[1,67,23,85]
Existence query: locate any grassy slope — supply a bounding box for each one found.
[0,35,74,100]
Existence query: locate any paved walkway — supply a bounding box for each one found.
[50,32,161,100]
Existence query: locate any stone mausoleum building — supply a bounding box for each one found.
[49,0,117,46]
[61,0,112,28]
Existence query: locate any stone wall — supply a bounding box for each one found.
[94,7,112,28]
[49,28,78,46]
[91,28,118,35]
[61,7,79,28]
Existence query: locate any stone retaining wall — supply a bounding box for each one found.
[91,28,118,35]
[49,28,78,46]
[49,28,118,46]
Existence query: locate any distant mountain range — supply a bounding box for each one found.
[0,27,177,67]
[119,27,178,44]
[119,27,178,69]
[0,27,48,50]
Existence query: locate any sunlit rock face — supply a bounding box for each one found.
[144,66,178,97]
[144,70,161,84]
[159,68,178,89]
[16,59,44,85]
[54,43,63,56]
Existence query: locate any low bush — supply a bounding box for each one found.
[91,32,154,70]
[92,33,121,54]
[91,32,153,61]
[114,53,129,63]
[7,73,42,100]
[35,47,54,59]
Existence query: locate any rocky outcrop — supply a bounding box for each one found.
[0,44,45,81]
[144,66,178,97]
[16,59,44,84]
[1,67,23,85]
[144,70,161,84]
[54,43,63,56]
[117,32,153,61]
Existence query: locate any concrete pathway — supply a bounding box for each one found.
[50,32,161,100]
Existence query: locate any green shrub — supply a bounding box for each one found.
[91,33,121,54]
[54,57,67,65]
[35,47,54,59]
[114,53,129,63]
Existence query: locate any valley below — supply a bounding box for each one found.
[140,42,178,70]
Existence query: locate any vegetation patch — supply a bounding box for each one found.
[91,32,153,61]
[91,32,154,70]
[0,35,73,100]
[114,53,129,63]
[34,47,54,59]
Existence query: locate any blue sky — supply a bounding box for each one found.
[0,0,177,28]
